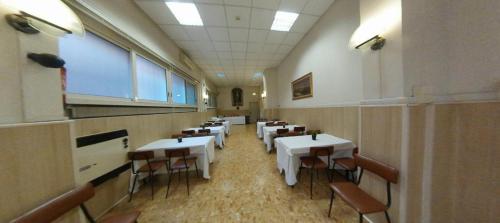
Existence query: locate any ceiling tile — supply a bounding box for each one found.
[266,31,287,44]
[302,0,334,16]
[195,0,224,4]
[291,14,319,32]
[246,52,259,60]
[282,32,304,45]
[248,29,268,42]
[213,41,231,51]
[250,8,274,29]
[279,0,308,13]
[160,25,191,40]
[277,45,294,54]
[224,0,251,7]
[217,51,233,59]
[184,26,210,41]
[194,41,215,51]
[225,6,251,28]
[231,52,246,59]
[228,28,249,41]
[252,0,280,10]
[230,42,247,52]
[262,44,280,53]
[197,4,227,26]
[135,1,178,25]
[176,40,198,51]
[246,42,264,52]
[206,27,230,41]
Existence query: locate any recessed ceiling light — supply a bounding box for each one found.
[165,2,203,26]
[271,11,299,32]
[252,92,257,96]
[216,72,225,78]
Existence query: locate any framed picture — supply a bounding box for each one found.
[291,72,313,100]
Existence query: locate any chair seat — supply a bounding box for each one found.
[300,156,328,169]
[330,182,387,214]
[171,158,197,170]
[334,158,356,170]
[137,161,165,172]
[100,211,140,223]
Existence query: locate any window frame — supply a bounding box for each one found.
[63,29,198,109]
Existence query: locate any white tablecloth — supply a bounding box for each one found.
[187,126,225,148]
[136,136,215,179]
[224,116,246,125]
[262,125,298,152]
[208,119,231,134]
[256,122,266,138]
[275,134,355,185]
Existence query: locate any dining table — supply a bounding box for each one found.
[262,125,299,152]
[186,126,225,148]
[275,134,355,186]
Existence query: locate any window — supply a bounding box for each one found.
[59,31,132,98]
[172,74,186,104]
[208,91,217,107]
[186,83,197,105]
[136,55,167,102]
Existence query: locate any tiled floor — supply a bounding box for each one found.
[109,124,358,222]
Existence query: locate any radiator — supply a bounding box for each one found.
[75,130,130,184]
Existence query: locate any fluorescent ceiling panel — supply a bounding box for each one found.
[165,2,203,26]
[270,11,299,32]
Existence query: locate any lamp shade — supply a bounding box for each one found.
[1,0,84,36]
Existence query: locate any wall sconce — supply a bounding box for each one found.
[2,0,84,36]
[355,35,386,51]
[261,91,267,98]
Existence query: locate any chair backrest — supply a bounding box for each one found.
[352,147,359,155]
[286,131,301,137]
[306,130,322,135]
[276,121,287,126]
[171,134,189,138]
[182,130,196,135]
[11,183,95,223]
[207,120,215,123]
[192,132,209,137]
[265,122,274,126]
[293,126,305,132]
[276,128,289,134]
[213,122,223,126]
[354,154,398,184]
[165,148,190,158]
[204,122,213,126]
[128,151,154,161]
[198,129,211,134]
[309,146,334,157]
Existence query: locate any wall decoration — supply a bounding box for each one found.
[231,88,243,106]
[291,72,313,100]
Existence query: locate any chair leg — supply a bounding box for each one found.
[325,168,331,182]
[310,168,313,199]
[297,161,303,181]
[359,213,363,223]
[185,168,190,196]
[316,168,319,180]
[194,161,199,178]
[165,170,173,199]
[149,171,154,200]
[129,174,138,202]
[178,169,181,182]
[384,211,391,223]
[328,189,335,217]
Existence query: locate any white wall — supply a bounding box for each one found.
[402,0,500,100]
[217,86,261,111]
[273,0,363,108]
[263,68,279,109]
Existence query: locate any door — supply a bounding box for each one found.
[249,102,260,123]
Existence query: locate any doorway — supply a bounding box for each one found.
[248,102,260,123]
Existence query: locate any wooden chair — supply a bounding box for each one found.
[333,147,359,182]
[276,128,289,136]
[213,122,223,126]
[204,122,213,126]
[285,131,302,137]
[297,146,334,199]
[265,121,274,126]
[181,130,196,135]
[191,132,209,137]
[165,148,198,198]
[276,121,287,126]
[171,134,189,138]
[293,126,306,134]
[198,129,211,134]
[328,154,399,223]
[11,183,140,223]
[128,151,166,201]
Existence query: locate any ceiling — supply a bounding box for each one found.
[134,0,335,87]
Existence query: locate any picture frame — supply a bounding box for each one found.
[291,72,313,100]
